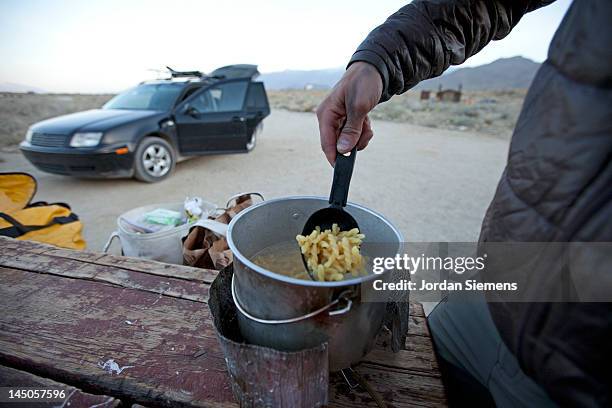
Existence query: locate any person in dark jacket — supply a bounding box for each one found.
[316,0,611,406]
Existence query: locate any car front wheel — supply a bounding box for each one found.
[133,137,176,183]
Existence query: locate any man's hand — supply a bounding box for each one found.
[316,62,383,165]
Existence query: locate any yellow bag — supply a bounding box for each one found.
[0,172,86,250]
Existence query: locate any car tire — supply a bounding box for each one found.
[246,122,262,152]
[133,137,176,183]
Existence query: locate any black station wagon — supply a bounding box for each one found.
[20,65,270,182]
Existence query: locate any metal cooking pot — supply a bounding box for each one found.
[227,196,403,371]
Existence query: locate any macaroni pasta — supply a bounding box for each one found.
[296,223,365,281]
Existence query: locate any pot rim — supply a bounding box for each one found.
[227,195,404,287]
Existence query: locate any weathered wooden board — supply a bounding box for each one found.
[328,305,446,408]
[363,327,440,376]
[0,365,120,407]
[329,363,447,408]
[0,237,447,407]
[0,238,211,302]
[0,267,235,407]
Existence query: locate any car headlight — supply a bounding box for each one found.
[70,132,103,147]
[25,129,33,142]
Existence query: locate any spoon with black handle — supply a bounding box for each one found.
[300,146,359,280]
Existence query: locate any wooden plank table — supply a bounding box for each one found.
[0,365,120,407]
[0,237,447,407]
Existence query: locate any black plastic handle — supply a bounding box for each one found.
[329,146,357,208]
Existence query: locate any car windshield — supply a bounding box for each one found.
[103,83,183,111]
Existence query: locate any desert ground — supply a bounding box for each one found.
[0,89,526,148]
[269,89,526,139]
[1,108,509,252]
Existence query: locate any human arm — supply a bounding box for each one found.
[317,0,553,164]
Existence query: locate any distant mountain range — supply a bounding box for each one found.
[259,56,540,91]
[1,56,540,94]
[414,56,540,91]
[0,82,47,93]
[258,68,344,90]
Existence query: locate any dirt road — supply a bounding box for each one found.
[1,110,509,251]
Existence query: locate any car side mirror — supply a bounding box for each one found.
[183,104,199,117]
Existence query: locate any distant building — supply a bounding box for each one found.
[420,90,431,100]
[304,83,330,90]
[436,84,462,102]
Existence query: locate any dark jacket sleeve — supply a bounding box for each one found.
[349,0,553,102]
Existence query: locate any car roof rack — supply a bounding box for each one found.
[163,66,227,83]
[140,65,259,85]
[166,66,205,78]
[166,65,259,80]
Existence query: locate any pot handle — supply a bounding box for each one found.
[102,231,121,253]
[225,192,265,209]
[231,274,354,325]
[191,219,228,236]
[329,296,353,316]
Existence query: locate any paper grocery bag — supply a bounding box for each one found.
[182,194,254,270]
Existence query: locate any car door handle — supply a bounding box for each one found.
[232,116,246,122]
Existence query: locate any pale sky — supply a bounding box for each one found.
[0,0,572,93]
